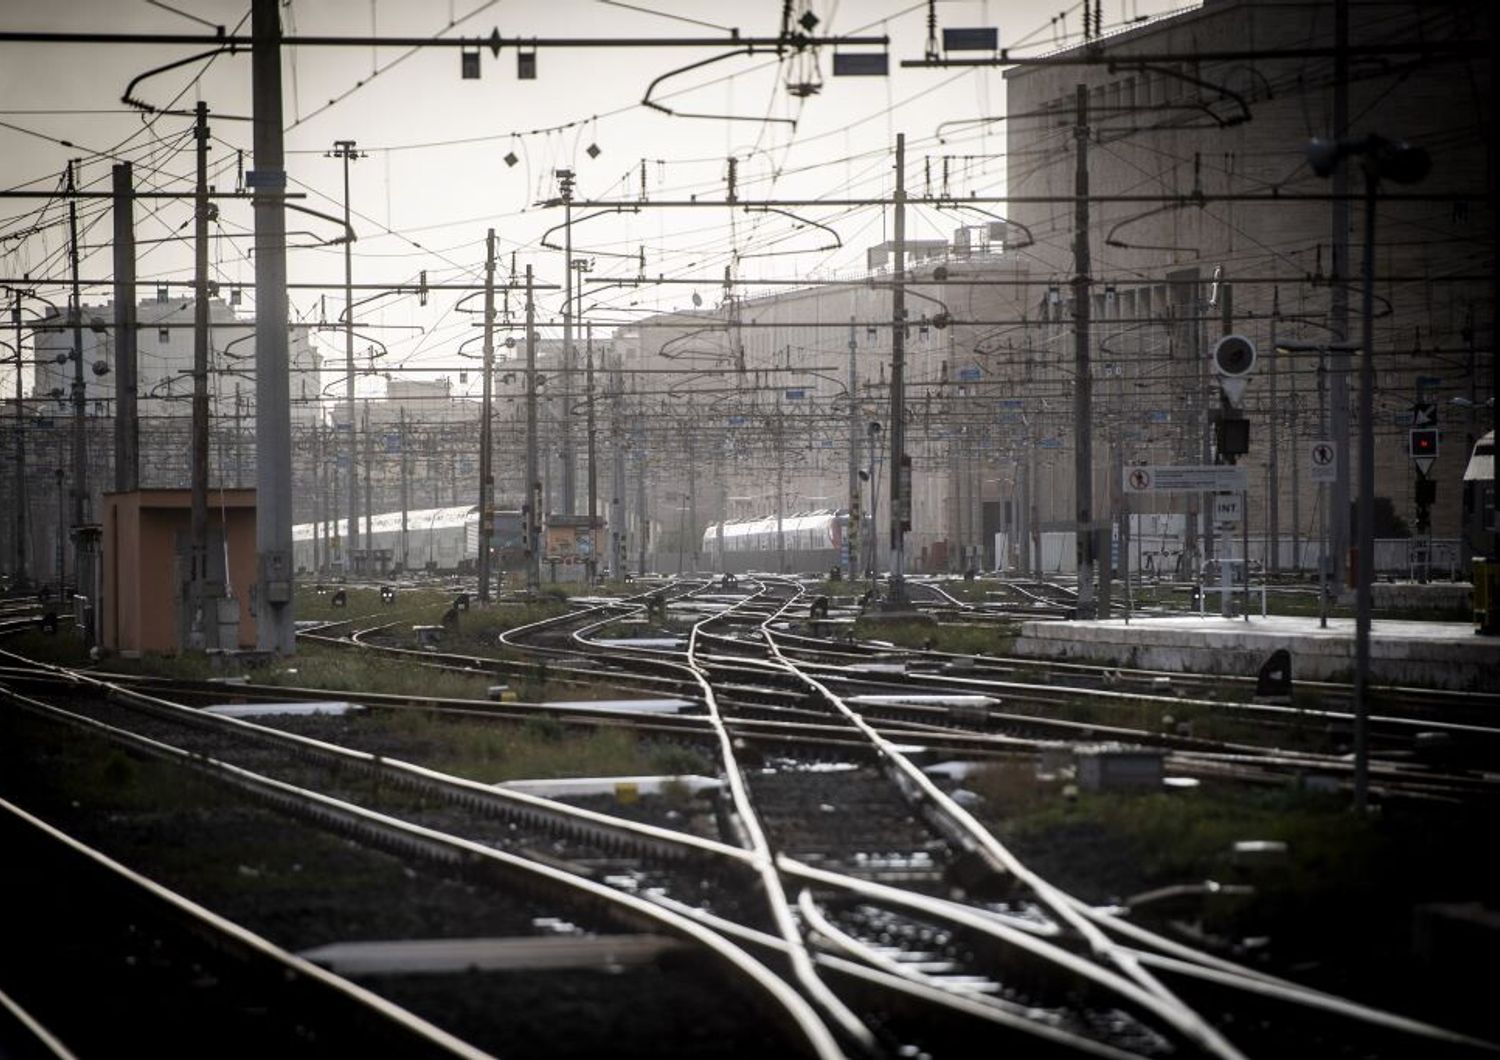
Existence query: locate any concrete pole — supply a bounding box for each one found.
[887,133,909,605]
[66,160,87,601]
[1328,0,1352,590]
[1353,169,1378,813]
[1318,349,1330,628]
[112,164,138,495]
[312,424,322,573]
[252,0,295,653]
[776,395,786,574]
[1268,289,1281,574]
[1290,375,1301,573]
[362,399,372,556]
[586,326,598,583]
[524,265,541,591]
[188,100,213,648]
[559,170,576,515]
[847,316,860,577]
[1072,85,1096,618]
[610,354,626,579]
[332,139,361,570]
[478,228,495,601]
[636,413,648,576]
[234,388,244,488]
[11,289,27,588]
[399,406,408,570]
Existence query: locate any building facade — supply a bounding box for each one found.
[1002,0,1494,580]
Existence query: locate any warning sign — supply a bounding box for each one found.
[1308,440,1337,484]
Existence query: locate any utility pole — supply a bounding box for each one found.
[586,325,599,583]
[557,168,577,515]
[776,391,786,573]
[887,133,909,606]
[312,423,322,572]
[1329,0,1352,592]
[1290,372,1301,574]
[362,398,372,562]
[233,388,244,488]
[610,353,626,580]
[478,228,496,602]
[524,265,541,591]
[330,138,362,572]
[685,411,697,572]
[1318,350,1330,627]
[66,159,86,604]
[847,316,860,579]
[112,163,138,495]
[636,411,648,577]
[399,405,409,570]
[10,288,27,588]
[1072,85,1096,619]
[190,116,209,650]
[1268,290,1281,575]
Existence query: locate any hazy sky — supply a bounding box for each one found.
[1,0,1193,396]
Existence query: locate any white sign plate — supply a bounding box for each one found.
[1124,465,1250,493]
[1213,494,1243,525]
[1308,440,1337,484]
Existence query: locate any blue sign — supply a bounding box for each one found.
[784,388,807,400]
[728,415,748,427]
[1147,410,1171,423]
[1039,437,1062,450]
[997,399,1024,410]
[957,366,981,382]
[999,412,1024,425]
[384,433,401,452]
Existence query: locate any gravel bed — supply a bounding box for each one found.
[0,709,809,1057]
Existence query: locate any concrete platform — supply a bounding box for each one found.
[1013,614,1500,690]
[298,934,684,975]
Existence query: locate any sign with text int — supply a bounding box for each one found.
[1124,465,1249,493]
[1213,494,1243,526]
[1308,439,1337,483]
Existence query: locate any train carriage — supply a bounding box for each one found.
[291,505,528,575]
[702,509,849,574]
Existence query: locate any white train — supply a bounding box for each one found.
[292,505,479,574]
[701,510,850,574]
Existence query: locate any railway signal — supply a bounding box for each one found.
[1212,333,1256,408]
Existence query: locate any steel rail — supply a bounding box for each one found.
[1,691,844,1060]
[750,580,1251,1060]
[0,793,493,1060]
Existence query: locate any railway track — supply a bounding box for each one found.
[3,584,1496,1056]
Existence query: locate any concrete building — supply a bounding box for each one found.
[1002,0,1493,582]
[7,297,319,590]
[621,245,1037,573]
[32,294,320,423]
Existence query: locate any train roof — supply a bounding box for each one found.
[292,504,476,541]
[1464,430,1494,482]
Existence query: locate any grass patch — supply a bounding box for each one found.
[969,768,1498,1033]
[1,629,91,667]
[996,694,1332,751]
[349,710,706,783]
[852,618,1017,655]
[264,643,496,700]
